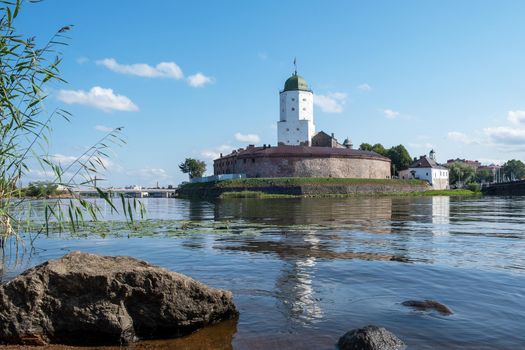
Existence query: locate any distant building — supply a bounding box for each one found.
[446,158,481,169]
[477,164,503,183]
[399,150,449,189]
[311,131,345,148]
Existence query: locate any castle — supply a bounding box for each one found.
[214,71,391,179]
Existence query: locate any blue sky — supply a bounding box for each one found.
[16,0,525,186]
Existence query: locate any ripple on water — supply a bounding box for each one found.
[1,196,524,349]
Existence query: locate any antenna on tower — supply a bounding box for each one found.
[293,57,297,75]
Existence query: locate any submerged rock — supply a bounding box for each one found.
[401,299,453,316]
[338,325,406,350]
[0,251,238,345]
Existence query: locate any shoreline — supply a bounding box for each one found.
[176,177,478,199]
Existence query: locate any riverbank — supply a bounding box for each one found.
[176,177,471,199]
[218,188,478,199]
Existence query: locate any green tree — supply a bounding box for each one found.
[359,143,373,151]
[448,163,476,187]
[179,158,207,180]
[475,169,494,183]
[387,145,412,176]
[25,182,59,198]
[502,159,525,181]
[371,143,387,156]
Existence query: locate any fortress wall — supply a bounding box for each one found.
[233,156,391,179]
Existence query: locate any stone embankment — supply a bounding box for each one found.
[482,180,525,196]
[0,252,237,346]
[177,178,430,199]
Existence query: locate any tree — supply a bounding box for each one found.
[25,182,59,198]
[359,143,373,151]
[502,159,525,181]
[448,162,476,187]
[475,169,494,183]
[387,145,412,176]
[371,143,387,156]
[179,158,206,179]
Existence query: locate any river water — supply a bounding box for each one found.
[1,196,524,349]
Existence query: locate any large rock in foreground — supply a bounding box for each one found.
[338,325,406,350]
[0,252,238,346]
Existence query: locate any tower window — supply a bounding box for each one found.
[291,107,295,111]
[303,108,306,111]
[252,158,255,163]
[286,128,289,131]
[296,128,299,131]
[291,98,295,101]
[303,98,306,101]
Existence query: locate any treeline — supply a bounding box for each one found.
[448,159,525,187]
[359,143,412,176]
[18,182,67,198]
[359,142,525,188]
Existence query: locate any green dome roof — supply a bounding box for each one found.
[283,73,310,92]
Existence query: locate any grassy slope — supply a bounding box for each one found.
[218,189,479,199]
[181,177,426,189]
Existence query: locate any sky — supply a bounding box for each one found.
[15,0,525,186]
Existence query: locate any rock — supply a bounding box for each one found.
[0,251,238,346]
[401,299,453,315]
[338,325,406,350]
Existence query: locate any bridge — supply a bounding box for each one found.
[75,188,176,198]
[482,180,525,196]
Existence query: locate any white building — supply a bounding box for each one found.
[399,150,449,190]
[277,71,315,146]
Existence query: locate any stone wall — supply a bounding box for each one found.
[233,156,390,179]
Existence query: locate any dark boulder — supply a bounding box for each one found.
[401,299,453,316]
[0,251,238,345]
[338,325,406,350]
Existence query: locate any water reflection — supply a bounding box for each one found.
[275,230,323,326]
[431,196,450,236]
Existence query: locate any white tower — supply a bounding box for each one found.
[277,70,315,146]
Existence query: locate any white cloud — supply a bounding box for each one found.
[314,92,347,113]
[50,154,116,171]
[484,126,525,145]
[126,168,171,183]
[234,132,260,143]
[201,144,233,160]
[447,131,473,144]
[76,56,89,64]
[96,58,184,79]
[408,142,435,150]
[57,86,139,112]
[508,110,525,125]
[94,125,114,133]
[383,109,400,119]
[357,83,372,92]
[51,154,78,165]
[187,73,213,87]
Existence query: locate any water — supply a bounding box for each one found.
[1,196,524,349]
